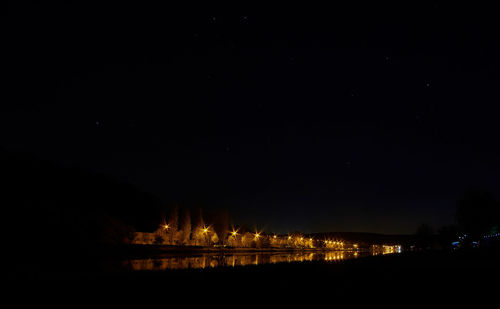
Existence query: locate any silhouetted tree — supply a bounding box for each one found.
[212,211,229,245]
[192,208,205,246]
[456,188,500,239]
[415,223,434,250]
[98,214,136,245]
[167,204,179,244]
[180,208,191,245]
[437,224,459,250]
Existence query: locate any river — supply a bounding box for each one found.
[120,250,384,271]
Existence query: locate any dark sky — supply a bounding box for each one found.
[3,2,500,234]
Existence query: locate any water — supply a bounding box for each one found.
[121,250,376,271]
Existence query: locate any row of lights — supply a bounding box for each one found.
[163,224,347,246]
[483,233,499,239]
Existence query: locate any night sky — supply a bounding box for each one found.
[3,2,500,234]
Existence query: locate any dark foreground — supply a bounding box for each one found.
[8,248,500,307]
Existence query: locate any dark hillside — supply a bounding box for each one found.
[1,150,165,259]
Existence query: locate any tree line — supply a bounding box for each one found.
[415,187,500,250]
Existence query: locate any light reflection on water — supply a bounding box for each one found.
[122,251,371,271]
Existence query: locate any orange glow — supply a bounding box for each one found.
[230,228,239,237]
[127,251,361,271]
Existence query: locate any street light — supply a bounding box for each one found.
[230,228,239,246]
[202,225,209,246]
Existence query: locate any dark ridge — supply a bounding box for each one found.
[1,149,166,258]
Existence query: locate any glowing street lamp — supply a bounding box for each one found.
[229,228,239,246]
[230,226,239,237]
[163,224,170,230]
[202,225,210,246]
